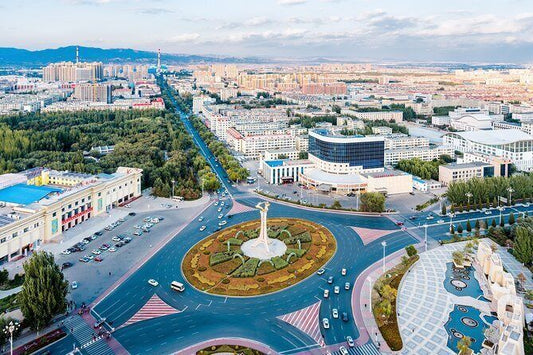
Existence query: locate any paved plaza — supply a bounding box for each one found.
[397,240,531,355]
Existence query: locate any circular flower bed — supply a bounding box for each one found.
[182,218,336,296]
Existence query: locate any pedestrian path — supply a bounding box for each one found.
[330,342,380,355]
[64,316,114,355]
[122,293,182,327]
[278,301,324,347]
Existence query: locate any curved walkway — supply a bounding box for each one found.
[175,337,277,354]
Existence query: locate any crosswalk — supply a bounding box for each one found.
[278,301,325,347]
[63,317,114,355]
[330,343,381,355]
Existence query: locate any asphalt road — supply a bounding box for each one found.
[47,78,533,355]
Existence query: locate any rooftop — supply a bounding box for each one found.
[303,168,367,185]
[449,129,533,145]
[0,184,62,205]
[441,162,490,170]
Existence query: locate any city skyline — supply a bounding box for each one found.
[2,0,533,63]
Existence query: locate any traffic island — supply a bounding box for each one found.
[182,217,336,296]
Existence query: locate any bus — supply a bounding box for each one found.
[170,281,185,292]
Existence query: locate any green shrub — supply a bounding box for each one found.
[272,256,289,269]
[227,238,243,246]
[198,266,207,272]
[221,279,230,284]
[284,232,311,245]
[232,258,260,278]
[405,245,417,257]
[286,248,306,257]
[209,251,241,266]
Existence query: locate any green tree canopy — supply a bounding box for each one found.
[360,192,385,212]
[18,252,68,331]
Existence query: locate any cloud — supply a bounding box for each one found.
[277,0,307,5]
[138,7,174,15]
[166,33,201,43]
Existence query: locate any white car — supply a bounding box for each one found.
[485,210,492,215]
[108,247,117,252]
[198,216,204,222]
[217,207,222,212]
[221,201,225,206]
[345,282,351,290]
[214,202,219,206]
[341,268,347,276]
[323,289,329,298]
[92,249,101,255]
[200,225,206,231]
[71,281,78,289]
[339,346,349,355]
[437,219,444,224]
[346,336,355,347]
[148,279,159,287]
[61,250,71,255]
[218,220,227,226]
[124,204,131,208]
[334,286,340,294]
[426,215,434,220]
[332,308,339,318]
[322,318,330,329]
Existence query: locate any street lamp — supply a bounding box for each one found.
[367,276,372,308]
[499,206,504,225]
[381,241,387,273]
[4,321,19,355]
[171,179,175,199]
[507,187,514,206]
[423,223,428,252]
[465,192,473,208]
[356,189,360,211]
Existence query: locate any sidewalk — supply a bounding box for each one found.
[352,242,424,354]
[0,286,21,299]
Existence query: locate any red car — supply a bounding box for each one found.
[396,221,404,226]
[94,256,103,262]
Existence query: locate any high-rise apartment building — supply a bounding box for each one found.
[73,83,111,103]
[43,62,103,82]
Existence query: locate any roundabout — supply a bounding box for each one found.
[182,202,336,296]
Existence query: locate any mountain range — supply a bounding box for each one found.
[0,46,262,66]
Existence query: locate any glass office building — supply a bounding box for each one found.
[308,129,385,170]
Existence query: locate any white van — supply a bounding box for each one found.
[170,281,185,292]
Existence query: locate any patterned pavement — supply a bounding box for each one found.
[278,301,325,347]
[227,200,255,216]
[122,293,183,327]
[350,227,397,245]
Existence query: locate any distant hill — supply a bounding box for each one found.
[0,46,262,66]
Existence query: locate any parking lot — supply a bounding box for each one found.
[56,196,211,306]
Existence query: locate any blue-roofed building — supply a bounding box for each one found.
[0,166,143,263]
[261,159,314,185]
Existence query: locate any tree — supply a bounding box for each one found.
[466,220,472,232]
[457,223,464,234]
[452,251,465,266]
[508,212,515,225]
[513,226,533,265]
[405,245,417,257]
[441,204,447,216]
[0,269,8,286]
[500,217,505,227]
[18,251,68,331]
[475,219,480,230]
[457,336,472,355]
[377,299,393,319]
[491,219,497,228]
[331,200,342,209]
[450,224,455,234]
[359,192,385,212]
[380,284,397,302]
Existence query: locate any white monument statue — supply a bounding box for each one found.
[254,201,271,252]
[240,201,287,260]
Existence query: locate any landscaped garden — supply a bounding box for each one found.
[372,245,419,351]
[182,218,336,296]
[196,344,264,355]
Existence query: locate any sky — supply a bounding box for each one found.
[2,0,533,62]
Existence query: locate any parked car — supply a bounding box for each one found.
[112,236,122,242]
[94,256,103,262]
[123,237,132,243]
[92,249,101,255]
[133,231,143,236]
[128,212,136,216]
[115,242,124,248]
[108,247,117,252]
[94,231,103,236]
[71,281,78,289]
[61,262,73,270]
[79,257,90,263]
